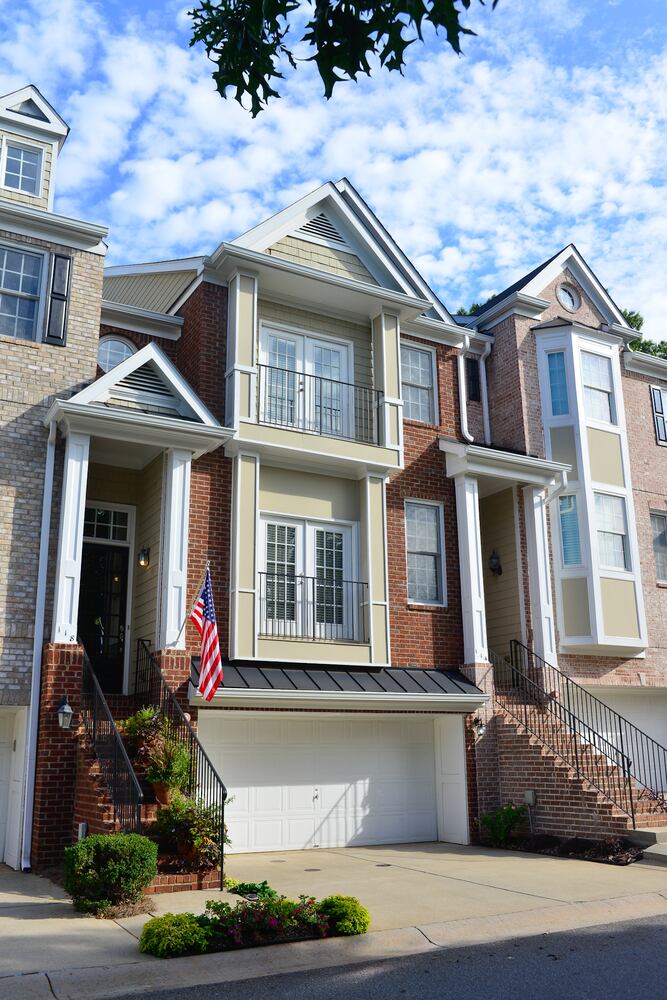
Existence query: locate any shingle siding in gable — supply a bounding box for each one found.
[267,235,378,285]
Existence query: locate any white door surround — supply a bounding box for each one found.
[198,710,470,853]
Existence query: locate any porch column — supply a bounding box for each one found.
[454,475,487,663]
[159,448,192,649]
[523,485,557,665]
[52,432,90,643]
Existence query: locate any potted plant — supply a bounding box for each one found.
[142,734,191,805]
[153,794,228,868]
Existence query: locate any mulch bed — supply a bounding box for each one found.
[505,834,643,865]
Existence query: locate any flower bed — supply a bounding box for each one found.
[506,834,643,866]
[139,891,371,958]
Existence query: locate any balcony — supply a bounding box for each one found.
[257,364,383,446]
[258,572,369,643]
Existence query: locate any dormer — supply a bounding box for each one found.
[0,85,69,212]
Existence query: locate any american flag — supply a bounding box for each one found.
[190,567,223,701]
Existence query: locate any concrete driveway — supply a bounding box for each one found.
[3,844,667,997]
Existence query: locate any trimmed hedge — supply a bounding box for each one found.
[318,895,371,935]
[63,833,157,914]
[139,912,210,958]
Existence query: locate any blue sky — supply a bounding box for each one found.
[1,0,667,331]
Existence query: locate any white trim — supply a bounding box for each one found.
[52,432,90,643]
[0,200,107,254]
[159,449,192,648]
[475,292,551,330]
[0,237,48,343]
[104,257,205,277]
[454,475,487,664]
[381,476,391,665]
[520,247,626,327]
[624,350,667,379]
[512,485,527,644]
[0,85,69,143]
[97,334,137,372]
[100,300,183,340]
[523,485,558,665]
[649,509,667,585]
[440,439,569,489]
[403,498,447,608]
[399,338,439,426]
[193,684,489,712]
[81,500,136,693]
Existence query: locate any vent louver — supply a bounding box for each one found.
[298,213,348,246]
[115,364,174,399]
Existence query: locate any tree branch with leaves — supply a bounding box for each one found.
[189,0,498,116]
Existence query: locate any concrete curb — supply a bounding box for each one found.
[7,891,667,1000]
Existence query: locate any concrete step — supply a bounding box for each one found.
[627,826,667,847]
[637,842,667,866]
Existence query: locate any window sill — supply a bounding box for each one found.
[407,601,448,611]
[0,333,42,350]
[656,582,667,589]
[257,634,370,646]
[402,418,440,431]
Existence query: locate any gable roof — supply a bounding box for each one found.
[0,85,69,148]
[474,244,628,328]
[229,178,454,323]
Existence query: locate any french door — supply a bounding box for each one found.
[260,330,350,436]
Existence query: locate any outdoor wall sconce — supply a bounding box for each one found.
[138,547,150,568]
[472,715,487,739]
[489,550,503,576]
[57,694,74,730]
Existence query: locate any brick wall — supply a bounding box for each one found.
[71,742,116,839]
[386,336,464,668]
[0,234,103,705]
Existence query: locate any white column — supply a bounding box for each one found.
[524,485,557,665]
[52,432,90,643]
[454,474,487,663]
[159,449,192,649]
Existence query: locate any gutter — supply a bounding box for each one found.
[190,684,489,713]
[478,338,492,445]
[21,419,57,871]
[457,334,474,443]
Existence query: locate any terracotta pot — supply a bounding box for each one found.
[152,782,172,806]
[177,840,196,863]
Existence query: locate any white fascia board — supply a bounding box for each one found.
[67,341,220,427]
[335,178,454,324]
[46,399,231,458]
[465,332,495,356]
[439,438,570,487]
[476,292,551,330]
[624,349,667,379]
[212,243,432,320]
[190,684,489,713]
[521,246,627,327]
[0,200,108,253]
[401,314,467,348]
[230,182,336,251]
[101,300,183,341]
[0,85,69,146]
[104,256,206,277]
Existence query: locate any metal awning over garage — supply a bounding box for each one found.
[191,660,487,713]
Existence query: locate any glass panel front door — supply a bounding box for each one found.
[78,543,129,693]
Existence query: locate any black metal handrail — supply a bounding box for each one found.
[490,647,636,824]
[257,363,383,444]
[135,639,227,887]
[258,572,369,642]
[80,650,143,833]
[508,640,667,817]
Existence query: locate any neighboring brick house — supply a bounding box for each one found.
[3,85,667,875]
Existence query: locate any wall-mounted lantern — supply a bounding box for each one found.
[489,550,502,576]
[138,547,150,568]
[57,694,74,730]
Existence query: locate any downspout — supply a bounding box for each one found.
[479,338,492,445]
[457,334,474,443]
[21,419,57,871]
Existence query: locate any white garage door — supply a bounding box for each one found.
[199,712,441,853]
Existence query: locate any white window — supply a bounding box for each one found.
[547,351,569,416]
[595,493,629,570]
[650,512,667,583]
[581,351,616,424]
[401,344,436,423]
[98,336,136,372]
[0,245,43,341]
[3,142,41,196]
[405,501,445,604]
[558,495,582,566]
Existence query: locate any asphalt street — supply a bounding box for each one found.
[114,914,667,1000]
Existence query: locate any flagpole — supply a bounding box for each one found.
[173,560,210,646]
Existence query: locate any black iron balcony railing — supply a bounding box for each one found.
[258,572,369,642]
[80,649,143,833]
[257,364,383,445]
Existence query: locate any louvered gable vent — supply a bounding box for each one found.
[108,362,189,417]
[298,212,348,247]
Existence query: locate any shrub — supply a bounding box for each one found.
[480,802,528,846]
[63,833,157,914]
[318,895,370,936]
[120,706,164,748]
[232,879,278,899]
[205,894,329,948]
[153,793,228,868]
[139,912,211,958]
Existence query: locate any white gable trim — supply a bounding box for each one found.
[0,85,69,146]
[71,342,220,427]
[521,246,627,327]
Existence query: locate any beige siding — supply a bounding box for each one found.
[0,130,51,210]
[238,420,399,468]
[133,456,163,650]
[258,299,373,388]
[87,463,139,506]
[600,577,640,639]
[267,235,378,285]
[103,270,196,313]
[562,577,591,637]
[257,637,372,664]
[259,467,360,522]
[550,426,579,481]
[587,428,624,487]
[480,489,521,656]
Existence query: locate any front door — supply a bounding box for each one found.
[78,543,129,693]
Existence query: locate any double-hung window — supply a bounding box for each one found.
[595,493,629,570]
[547,351,569,416]
[405,501,445,604]
[650,512,667,583]
[581,351,616,423]
[3,142,41,195]
[401,345,435,423]
[558,495,582,566]
[0,245,43,341]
